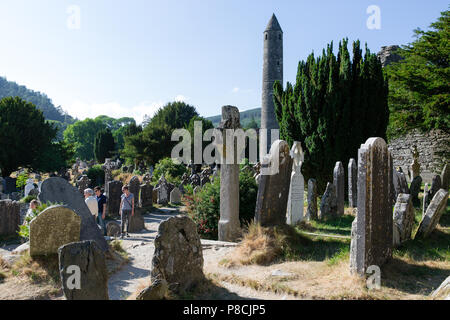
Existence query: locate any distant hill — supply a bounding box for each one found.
[207,107,261,128]
[0,76,75,125]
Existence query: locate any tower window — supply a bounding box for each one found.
[265,34,268,40]
[279,34,281,40]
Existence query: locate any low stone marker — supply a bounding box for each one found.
[106,221,121,237]
[319,182,337,219]
[128,209,145,233]
[38,177,109,252]
[151,215,204,294]
[140,183,153,208]
[415,189,449,239]
[348,159,357,208]
[58,240,109,300]
[29,206,81,257]
[409,176,422,205]
[306,179,318,220]
[350,137,393,276]
[333,161,345,216]
[0,200,20,237]
[255,140,293,227]
[170,187,182,204]
[392,194,415,246]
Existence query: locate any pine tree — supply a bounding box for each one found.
[274,39,388,193]
[94,128,116,163]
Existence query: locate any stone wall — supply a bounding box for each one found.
[388,129,450,183]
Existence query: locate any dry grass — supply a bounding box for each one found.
[114,173,137,185]
[127,277,175,300]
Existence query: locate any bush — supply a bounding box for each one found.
[16,171,28,191]
[18,202,57,239]
[152,157,188,186]
[184,162,258,240]
[21,195,37,203]
[86,165,105,187]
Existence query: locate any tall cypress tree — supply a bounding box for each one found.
[94,128,116,163]
[274,39,389,193]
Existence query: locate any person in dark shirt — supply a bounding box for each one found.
[94,186,107,236]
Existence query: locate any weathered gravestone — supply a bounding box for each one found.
[254,140,293,227]
[415,189,449,239]
[128,209,145,233]
[58,240,109,300]
[140,183,153,208]
[38,177,108,252]
[29,206,81,257]
[429,175,442,201]
[350,138,393,276]
[102,158,114,197]
[441,164,449,190]
[393,169,410,202]
[306,179,318,220]
[4,177,17,194]
[286,142,305,225]
[128,176,141,202]
[333,162,345,216]
[392,194,415,246]
[151,215,204,294]
[107,180,123,218]
[218,106,241,241]
[152,189,158,204]
[156,176,169,205]
[319,183,337,219]
[348,159,357,208]
[410,145,421,180]
[24,179,35,197]
[410,176,422,206]
[77,175,91,195]
[0,200,20,237]
[170,187,182,204]
[423,183,430,217]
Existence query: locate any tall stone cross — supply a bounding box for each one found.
[286,142,304,225]
[217,106,241,242]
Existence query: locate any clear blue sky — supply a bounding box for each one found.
[0,0,447,123]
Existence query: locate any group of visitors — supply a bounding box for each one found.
[84,185,135,239]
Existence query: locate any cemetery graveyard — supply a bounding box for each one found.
[0,4,449,302]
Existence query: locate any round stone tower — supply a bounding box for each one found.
[261,13,283,158]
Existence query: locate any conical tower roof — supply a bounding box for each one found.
[265,14,282,32]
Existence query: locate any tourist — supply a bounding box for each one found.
[119,185,134,239]
[84,188,98,221]
[24,199,40,224]
[94,186,107,236]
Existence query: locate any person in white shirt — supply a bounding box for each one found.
[84,188,98,222]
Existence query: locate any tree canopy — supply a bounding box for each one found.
[387,9,449,138]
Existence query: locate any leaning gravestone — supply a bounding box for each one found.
[151,215,204,294]
[58,240,109,300]
[29,206,81,257]
[393,194,415,246]
[415,189,449,239]
[350,137,393,276]
[306,179,318,220]
[38,177,108,252]
[333,162,345,216]
[423,183,430,217]
[429,175,442,201]
[0,200,20,237]
[348,159,357,208]
[319,183,337,220]
[440,164,449,190]
[170,187,182,204]
[286,142,305,225]
[107,180,123,218]
[255,140,293,227]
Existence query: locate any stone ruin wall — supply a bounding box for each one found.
[388,129,450,183]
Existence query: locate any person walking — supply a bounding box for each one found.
[84,188,98,222]
[94,186,107,236]
[119,185,134,239]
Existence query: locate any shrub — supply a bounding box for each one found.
[21,195,37,203]
[152,157,188,186]
[184,162,258,240]
[86,164,105,187]
[16,171,28,191]
[18,202,57,239]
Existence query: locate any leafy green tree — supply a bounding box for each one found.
[387,9,450,138]
[34,140,75,173]
[0,97,58,177]
[94,128,116,163]
[63,118,107,160]
[151,157,189,186]
[274,39,389,192]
